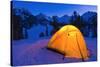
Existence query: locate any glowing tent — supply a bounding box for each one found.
[47,25,89,60]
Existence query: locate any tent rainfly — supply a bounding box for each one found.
[47,25,89,61]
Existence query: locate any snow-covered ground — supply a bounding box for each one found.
[11,37,97,66]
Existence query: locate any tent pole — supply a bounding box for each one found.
[76,34,84,62]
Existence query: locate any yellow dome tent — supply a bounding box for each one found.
[47,25,89,61]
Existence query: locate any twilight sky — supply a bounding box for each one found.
[12,1,97,17]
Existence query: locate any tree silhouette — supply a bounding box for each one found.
[36,13,50,36]
[11,8,36,40]
[70,11,84,30]
[91,14,97,37]
[81,12,97,37]
[12,14,23,40]
[50,16,60,35]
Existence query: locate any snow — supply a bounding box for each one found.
[82,11,97,24]
[11,37,97,66]
[27,24,46,39]
[85,38,97,61]
[36,13,53,22]
[58,15,70,24]
[52,15,70,24]
[27,24,53,39]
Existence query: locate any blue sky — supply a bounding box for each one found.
[12,1,97,17]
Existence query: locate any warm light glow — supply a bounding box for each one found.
[48,25,89,60]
